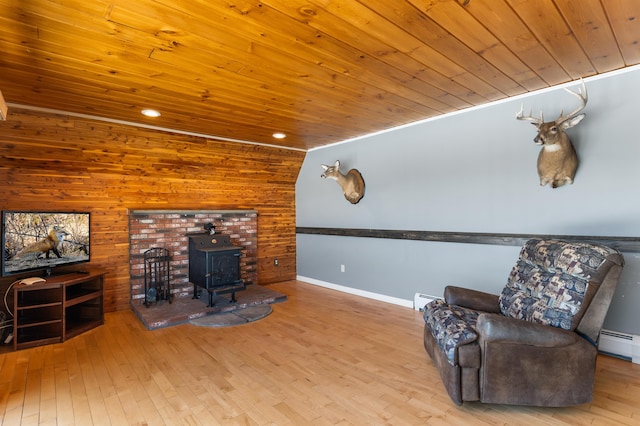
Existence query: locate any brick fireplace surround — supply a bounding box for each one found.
[129,210,258,306]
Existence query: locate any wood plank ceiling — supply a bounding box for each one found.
[1,0,639,151]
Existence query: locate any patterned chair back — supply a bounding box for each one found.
[499,239,624,342]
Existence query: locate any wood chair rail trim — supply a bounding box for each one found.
[296,227,640,252]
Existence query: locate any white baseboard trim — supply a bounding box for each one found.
[296,276,414,309]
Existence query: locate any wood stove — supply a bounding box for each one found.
[188,233,245,307]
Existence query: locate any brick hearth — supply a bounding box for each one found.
[129,210,257,306]
[132,284,287,330]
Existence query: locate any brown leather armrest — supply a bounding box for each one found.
[476,313,579,347]
[444,286,501,313]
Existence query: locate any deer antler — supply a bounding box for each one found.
[516,104,543,125]
[557,79,587,124]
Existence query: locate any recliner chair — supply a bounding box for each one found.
[423,238,624,406]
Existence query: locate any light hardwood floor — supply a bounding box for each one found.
[1,280,639,425]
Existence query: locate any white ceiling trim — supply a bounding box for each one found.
[310,64,640,152]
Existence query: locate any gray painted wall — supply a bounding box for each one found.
[296,66,640,335]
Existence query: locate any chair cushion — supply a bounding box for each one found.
[499,239,613,331]
[423,299,479,364]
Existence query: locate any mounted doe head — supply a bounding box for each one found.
[320,160,365,204]
[516,80,587,188]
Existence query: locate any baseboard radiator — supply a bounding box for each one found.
[598,329,640,364]
[413,293,441,311]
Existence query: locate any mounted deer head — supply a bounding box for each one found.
[516,80,587,188]
[320,160,365,204]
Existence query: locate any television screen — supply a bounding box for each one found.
[2,211,90,277]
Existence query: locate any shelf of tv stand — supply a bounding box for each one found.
[13,269,106,351]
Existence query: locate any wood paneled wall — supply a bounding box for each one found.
[0,109,305,312]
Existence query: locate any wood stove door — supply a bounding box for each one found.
[207,250,242,289]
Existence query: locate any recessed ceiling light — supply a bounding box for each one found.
[272,132,286,139]
[141,109,161,117]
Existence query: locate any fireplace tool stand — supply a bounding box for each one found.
[144,247,172,307]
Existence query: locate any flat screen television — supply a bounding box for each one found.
[2,211,90,277]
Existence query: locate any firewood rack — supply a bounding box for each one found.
[144,248,172,307]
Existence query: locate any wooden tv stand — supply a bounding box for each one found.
[13,269,105,351]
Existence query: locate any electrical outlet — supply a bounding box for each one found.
[340,264,345,273]
[274,258,279,266]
